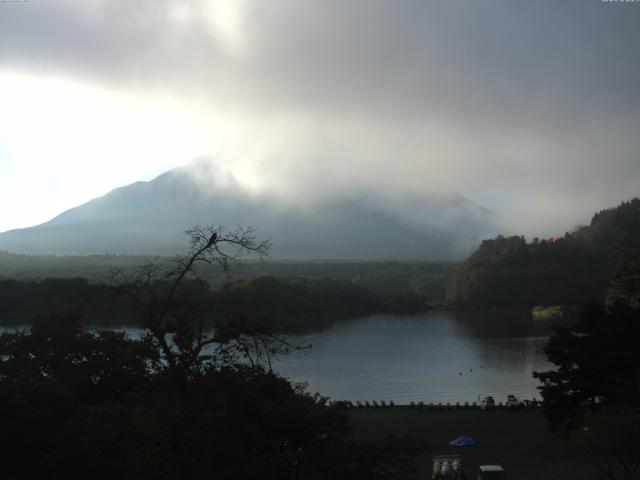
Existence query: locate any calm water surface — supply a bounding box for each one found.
[2,310,561,404]
[275,311,558,403]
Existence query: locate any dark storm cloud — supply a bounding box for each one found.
[1,0,639,235]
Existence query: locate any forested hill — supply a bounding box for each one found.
[446,198,640,307]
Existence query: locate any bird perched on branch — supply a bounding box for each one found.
[207,232,217,247]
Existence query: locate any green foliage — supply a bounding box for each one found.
[212,276,381,330]
[0,252,454,306]
[0,314,158,479]
[447,198,640,306]
[0,250,154,279]
[0,274,433,330]
[0,277,91,324]
[605,250,640,309]
[0,249,448,285]
[578,198,640,263]
[534,303,640,428]
[534,252,640,432]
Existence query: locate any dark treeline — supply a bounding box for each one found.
[447,198,640,307]
[0,251,453,299]
[0,238,456,329]
[0,275,432,330]
[212,276,429,330]
[0,251,153,280]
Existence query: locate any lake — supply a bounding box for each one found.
[1,310,561,404]
[275,310,558,404]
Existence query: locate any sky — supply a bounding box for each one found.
[0,0,639,236]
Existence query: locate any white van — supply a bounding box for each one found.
[477,465,505,480]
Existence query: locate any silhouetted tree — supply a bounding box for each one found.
[534,251,640,429]
[533,252,640,479]
[106,225,281,385]
[534,303,640,428]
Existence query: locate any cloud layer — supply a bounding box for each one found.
[0,0,639,236]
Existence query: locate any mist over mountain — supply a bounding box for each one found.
[0,162,495,260]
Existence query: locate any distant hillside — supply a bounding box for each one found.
[0,161,494,261]
[446,198,640,307]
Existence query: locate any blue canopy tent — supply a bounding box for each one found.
[448,436,475,447]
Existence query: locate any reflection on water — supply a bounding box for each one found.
[275,311,565,403]
[0,311,567,403]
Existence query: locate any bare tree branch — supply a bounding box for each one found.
[100,224,299,385]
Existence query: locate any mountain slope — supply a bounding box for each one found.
[0,163,495,260]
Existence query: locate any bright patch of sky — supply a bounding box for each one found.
[0,73,213,232]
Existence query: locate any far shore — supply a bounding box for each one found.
[0,304,579,331]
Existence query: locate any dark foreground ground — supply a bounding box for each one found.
[349,407,596,480]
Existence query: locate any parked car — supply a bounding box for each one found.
[480,396,496,411]
[477,465,506,480]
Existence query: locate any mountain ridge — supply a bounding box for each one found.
[0,162,496,260]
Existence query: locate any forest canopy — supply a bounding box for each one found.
[446,198,640,307]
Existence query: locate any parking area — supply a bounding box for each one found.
[348,407,595,480]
